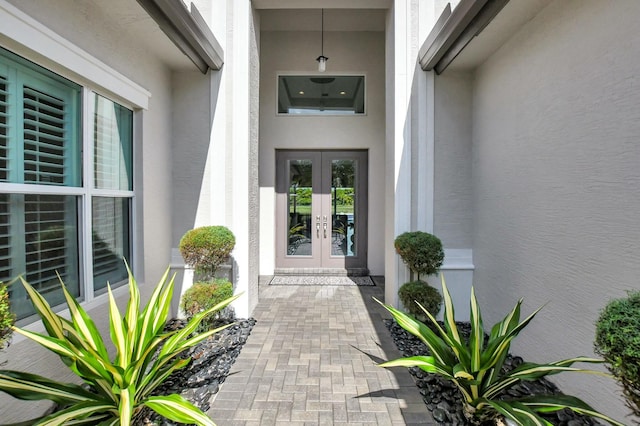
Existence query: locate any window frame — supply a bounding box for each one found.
[275,72,368,117]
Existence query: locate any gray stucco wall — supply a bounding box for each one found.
[259,30,386,275]
[1,0,175,420]
[434,71,473,248]
[471,0,640,417]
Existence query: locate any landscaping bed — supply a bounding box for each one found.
[133,317,255,425]
[384,319,600,425]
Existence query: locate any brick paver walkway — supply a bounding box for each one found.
[208,277,435,425]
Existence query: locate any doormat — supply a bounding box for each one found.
[269,275,374,286]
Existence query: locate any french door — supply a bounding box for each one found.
[275,150,368,271]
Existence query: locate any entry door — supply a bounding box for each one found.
[276,150,368,270]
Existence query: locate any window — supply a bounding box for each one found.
[277,75,365,115]
[0,48,134,321]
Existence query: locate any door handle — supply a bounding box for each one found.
[323,222,327,238]
[316,215,320,238]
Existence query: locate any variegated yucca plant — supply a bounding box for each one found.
[376,276,623,425]
[0,265,240,425]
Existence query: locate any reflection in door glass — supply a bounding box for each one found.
[331,160,356,257]
[288,160,312,256]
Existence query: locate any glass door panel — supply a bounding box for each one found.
[330,159,356,257]
[287,159,313,256]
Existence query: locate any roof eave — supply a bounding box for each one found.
[419,0,510,74]
[136,0,224,73]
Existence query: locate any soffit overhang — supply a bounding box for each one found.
[136,0,224,73]
[420,0,553,74]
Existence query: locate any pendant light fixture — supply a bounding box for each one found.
[316,9,328,72]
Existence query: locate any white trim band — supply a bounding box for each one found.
[442,248,474,270]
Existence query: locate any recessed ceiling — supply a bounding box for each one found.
[260,9,387,32]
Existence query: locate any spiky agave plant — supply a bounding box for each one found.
[0,264,240,425]
[376,276,623,426]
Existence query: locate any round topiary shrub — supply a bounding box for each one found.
[394,231,444,280]
[398,280,443,320]
[179,226,235,275]
[594,291,640,417]
[181,279,234,332]
[0,283,14,350]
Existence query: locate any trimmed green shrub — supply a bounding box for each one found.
[398,280,442,319]
[0,282,14,350]
[179,226,235,275]
[181,279,234,331]
[595,291,640,418]
[394,231,444,280]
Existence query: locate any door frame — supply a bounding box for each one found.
[275,149,368,273]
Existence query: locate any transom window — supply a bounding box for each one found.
[0,48,134,321]
[277,75,365,115]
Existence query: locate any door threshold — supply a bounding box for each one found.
[274,268,370,277]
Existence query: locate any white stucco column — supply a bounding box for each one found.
[386,0,438,307]
[227,0,255,318]
[385,0,413,307]
[414,1,435,233]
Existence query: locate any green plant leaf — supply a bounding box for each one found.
[136,267,173,360]
[484,399,552,426]
[18,278,65,340]
[30,401,115,426]
[518,394,625,426]
[118,385,134,426]
[144,394,215,426]
[374,297,456,367]
[469,286,484,373]
[160,294,240,359]
[0,370,96,403]
[481,303,545,372]
[138,358,191,399]
[107,282,128,373]
[378,356,454,378]
[122,260,140,357]
[418,278,471,368]
[11,328,76,359]
[60,276,109,360]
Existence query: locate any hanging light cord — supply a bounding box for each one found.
[321,9,324,56]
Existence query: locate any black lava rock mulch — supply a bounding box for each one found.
[134,317,255,425]
[384,319,600,425]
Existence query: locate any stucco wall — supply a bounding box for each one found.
[471,0,640,417]
[434,71,473,249]
[259,30,386,275]
[0,0,175,420]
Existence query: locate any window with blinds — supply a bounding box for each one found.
[0,47,134,321]
[0,75,8,181]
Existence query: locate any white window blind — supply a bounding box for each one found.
[0,75,8,181]
[23,86,67,185]
[25,195,77,295]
